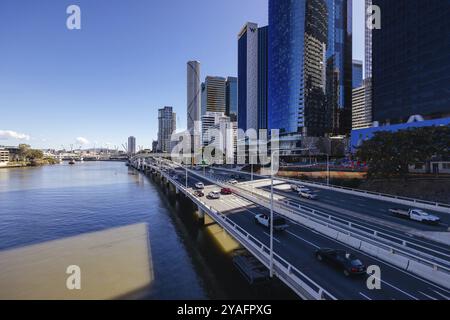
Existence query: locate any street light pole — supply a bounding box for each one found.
[326,153,330,186]
[269,150,278,278]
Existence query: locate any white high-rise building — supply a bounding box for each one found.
[352,80,372,130]
[157,106,176,153]
[128,136,136,155]
[238,22,259,131]
[187,61,201,134]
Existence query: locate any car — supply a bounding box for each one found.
[299,190,318,200]
[290,184,306,192]
[254,214,289,231]
[195,182,205,190]
[228,179,238,185]
[221,188,233,195]
[315,248,366,277]
[194,190,204,198]
[207,191,221,200]
[389,208,441,225]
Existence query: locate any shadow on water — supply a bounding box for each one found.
[142,170,298,300]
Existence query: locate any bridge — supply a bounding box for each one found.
[129,155,450,300]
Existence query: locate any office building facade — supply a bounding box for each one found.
[238,22,259,132]
[127,136,136,155]
[157,106,176,153]
[352,60,363,89]
[371,0,450,125]
[187,61,201,134]
[258,26,269,130]
[204,76,226,114]
[352,80,372,130]
[268,0,353,138]
[226,77,238,122]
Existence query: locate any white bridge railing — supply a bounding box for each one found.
[138,161,337,300]
[214,167,450,214]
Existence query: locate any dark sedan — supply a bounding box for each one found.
[315,248,366,277]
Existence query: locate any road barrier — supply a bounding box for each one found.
[142,159,450,291]
[214,167,450,214]
[138,162,337,300]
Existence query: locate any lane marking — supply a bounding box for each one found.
[286,230,320,249]
[359,292,372,300]
[419,291,438,300]
[432,290,450,300]
[263,232,281,243]
[377,279,419,300]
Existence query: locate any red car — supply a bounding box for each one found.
[221,188,233,195]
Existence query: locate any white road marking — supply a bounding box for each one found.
[432,290,450,300]
[359,292,372,300]
[286,231,320,249]
[263,232,281,243]
[418,291,438,300]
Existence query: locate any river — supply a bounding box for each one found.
[0,161,295,299]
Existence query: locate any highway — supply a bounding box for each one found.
[206,168,450,262]
[166,166,450,300]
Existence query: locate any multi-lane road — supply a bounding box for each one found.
[164,165,450,300]
[207,168,450,261]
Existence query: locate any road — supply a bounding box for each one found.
[167,166,450,300]
[206,168,450,262]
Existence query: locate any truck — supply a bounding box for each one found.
[254,214,289,231]
[389,208,441,225]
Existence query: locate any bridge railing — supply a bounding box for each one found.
[147,163,337,300]
[213,167,450,213]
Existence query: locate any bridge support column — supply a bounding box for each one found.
[197,206,205,223]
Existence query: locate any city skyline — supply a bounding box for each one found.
[0,0,365,150]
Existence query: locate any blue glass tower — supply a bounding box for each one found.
[268,0,353,137]
[372,0,450,125]
[258,26,269,130]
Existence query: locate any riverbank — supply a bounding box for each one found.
[0,159,60,169]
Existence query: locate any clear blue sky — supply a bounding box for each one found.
[0,0,365,150]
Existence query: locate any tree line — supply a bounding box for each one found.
[356,125,450,179]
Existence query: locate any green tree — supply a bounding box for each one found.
[356,125,450,179]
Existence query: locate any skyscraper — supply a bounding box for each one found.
[238,22,259,131]
[187,61,201,134]
[268,0,353,138]
[157,106,176,153]
[226,77,238,122]
[127,136,136,155]
[352,60,363,89]
[258,26,269,130]
[238,23,269,132]
[204,76,226,114]
[352,80,372,130]
[371,0,450,125]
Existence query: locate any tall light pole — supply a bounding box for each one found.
[326,153,330,186]
[269,150,279,278]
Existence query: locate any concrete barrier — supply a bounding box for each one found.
[407,260,450,290]
[380,251,410,270]
[337,233,362,249]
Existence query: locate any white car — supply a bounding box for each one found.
[254,214,288,231]
[299,190,318,200]
[291,184,307,192]
[207,191,221,200]
[195,182,205,190]
[228,179,238,185]
[389,208,441,225]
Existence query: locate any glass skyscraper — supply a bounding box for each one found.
[268,0,353,137]
[226,77,238,122]
[352,60,363,89]
[372,0,450,125]
[258,26,269,130]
